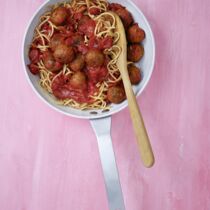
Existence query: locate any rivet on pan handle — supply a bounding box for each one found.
[90,117,126,210]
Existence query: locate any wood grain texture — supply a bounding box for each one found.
[0,0,210,210]
[114,11,154,167]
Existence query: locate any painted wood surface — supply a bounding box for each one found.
[0,0,210,210]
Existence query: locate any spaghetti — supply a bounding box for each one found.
[28,0,145,110]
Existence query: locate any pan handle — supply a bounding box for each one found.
[90,117,126,210]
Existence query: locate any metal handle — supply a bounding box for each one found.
[90,117,125,210]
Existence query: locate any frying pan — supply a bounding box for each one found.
[22,0,155,209]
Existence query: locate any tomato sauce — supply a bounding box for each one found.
[28,2,145,105]
[51,74,99,103]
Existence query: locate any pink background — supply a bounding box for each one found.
[0,0,210,210]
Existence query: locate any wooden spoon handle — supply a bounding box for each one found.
[112,11,155,167]
[122,71,155,167]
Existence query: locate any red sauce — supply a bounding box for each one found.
[65,33,84,46]
[77,44,89,54]
[28,3,144,105]
[88,36,113,50]
[29,48,40,63]
[28,64,39,75]
[89,7,101,15]
[78,19,96,37]
[87,66,108,84]
[51,74,102,103]
[73,12,83,21]
[51,74,89,103]
[98,37,113,50]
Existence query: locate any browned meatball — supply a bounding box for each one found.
[127,44,144,62]
[109,3,124,11]
[42,51,62,72]
[78,15,96,37]
[78,15,91,26]
[50,34,65,51]
[71,34,84,46]
[69,54,85,71]
[51,7,69,26]
[107,86,126,104]
[128,64,141,85]
[85,49,105,67]
[115,8,133,29]
[65,34,84,46]
[29,48,39,63]
[69,71,87,89]
[127,24,145,43]
[53,44,75,63]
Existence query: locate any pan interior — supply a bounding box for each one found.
[23,0,155,119]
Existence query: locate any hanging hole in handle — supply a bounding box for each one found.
[102,109,110,113]
[90,111,98,115]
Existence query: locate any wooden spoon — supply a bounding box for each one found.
[111,12,155,167]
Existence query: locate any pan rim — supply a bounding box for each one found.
[22,0,155,120]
